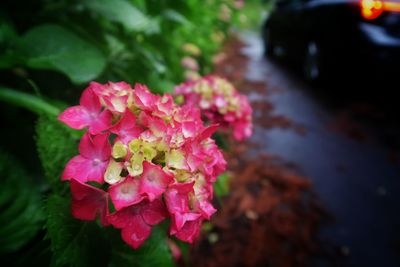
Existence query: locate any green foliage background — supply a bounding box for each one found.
[0,0,253,266]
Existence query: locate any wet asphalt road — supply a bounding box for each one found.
[240,32,400,267]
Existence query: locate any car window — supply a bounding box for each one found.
[275,0,303,8]
[275,0,292,8]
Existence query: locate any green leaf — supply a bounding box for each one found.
[0,18,20,68]
[19,24,106,84]
[146,73,174,94]
[36,115,79,190]
[214,172,230,197]
[109,223,174,267]
[84,0,151,32]
[139,48,166,74]
[46,194,111,267]
[0,19,18,45]
[0,150,44,254]
[162,9,191,26]
[144,18,161,35]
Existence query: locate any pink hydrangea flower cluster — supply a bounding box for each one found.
[58,81,226,249]
[175,75,253,141]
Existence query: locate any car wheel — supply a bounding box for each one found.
[263,28,275,57]
[303,41,324,83]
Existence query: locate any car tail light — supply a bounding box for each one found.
[361,0,384,19]
[361,0,400,20]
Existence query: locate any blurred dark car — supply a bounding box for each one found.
[262,0,400,82]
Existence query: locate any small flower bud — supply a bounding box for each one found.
[112,141,127,159]
[104,160,123,184]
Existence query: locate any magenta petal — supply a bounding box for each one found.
[79,132,111,161]
[80,86,102,113]
[108,206,135,229]
[61,155,84,181]
[79,132,96,159]
[140,112,167,138]
[88,109,113,135]
[58,105,92,130]
[165,182,194,215]
[91,81,132,113]
[83,160,108,184]
[170,212,201,232]
[111,110,143,144]
[133,83,158,109]
[198,124,219,140]
[92,133,112,160]
[186,154,203,172]
[120,214,151,249]
[141,199,168,226]
[181,121,197,138]
[167,238,182,260]
[59,86,112,134]
[111,109,136,133]
[108,204,153,249]
[197,200,216,220]
[70,178,109,226]
[140,161,173,201]
[62,155,108,184]
[109,177,144,210]
[173,218,202,243]
[170,213,185,233]
[154,94,174,117]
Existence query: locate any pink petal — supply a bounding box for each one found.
[111,109,136,132]
[110,110,143,144]
[170,212,201,232]
[139,112,167,138]
[176,104,202,123]
[214,95,227,108]
[108,206,137,229]
[58,86,112,134]
[79,132,111,161]
[88,81,106,95]
[62,155,108,184]
[154,94,174,117]
[181,121,197,138]
[92,81,133,113]
[58,104,112,135]
[87,109,113,135]
[165,182,194,215]
[141,198,168,226]
[61,155,85,181]
[111,81,132,91]
[167,239,182,260]
[70,178,109,226]
[120,214,151,249]
[171,218,202,243]
[84,161,108,184]
[108,202,157,249]
[139,161,173,201]
[58,105,92,130]
[196,199,216,220]
[133,83,158,110]
[109,177,144,210]
[186,154,204,172]
[198,124,219,140]
[80,87,102,113]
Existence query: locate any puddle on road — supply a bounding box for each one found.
[238,31,400,267]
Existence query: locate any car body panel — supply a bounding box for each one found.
[263,0,400,77]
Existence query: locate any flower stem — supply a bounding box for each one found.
[0,87,60,116]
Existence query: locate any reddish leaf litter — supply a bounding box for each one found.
[327,102,400,164]
[185,36,334,267]
[326,110,371,143]
[213,37,306,135]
